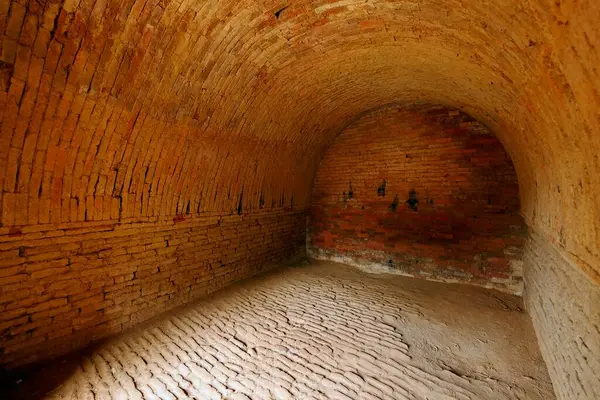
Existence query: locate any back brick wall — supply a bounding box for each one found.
[0,209,306,368]
[309,105,526,293]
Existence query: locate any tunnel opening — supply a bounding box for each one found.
[308,104,526,294]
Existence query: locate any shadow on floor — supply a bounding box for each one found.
[0,340,107,399]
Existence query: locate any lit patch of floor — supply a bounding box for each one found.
[5,260,554,399]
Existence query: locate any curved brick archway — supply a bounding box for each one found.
[0,0,598,268]
[0,0,599,398]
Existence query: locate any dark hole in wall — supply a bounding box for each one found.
[377,180,387,196]
[406,189,419,211]
[237,187,244,215]
[274,5,289,19]
[0,61,13,92]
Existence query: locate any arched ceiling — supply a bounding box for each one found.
[1,0,598,279]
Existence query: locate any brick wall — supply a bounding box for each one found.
[309,106,526,293]
[1,0,599,393]
[524,232,600,399]
[0,209,306,368]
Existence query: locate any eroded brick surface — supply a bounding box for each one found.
[309,106,525,293]
[524,233,600,400]
[5,261,555,400]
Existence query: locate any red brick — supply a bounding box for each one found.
[27,298,68,313]
[309,106,525,290]
[0,2,595,395]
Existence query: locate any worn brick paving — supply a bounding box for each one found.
[7,261,554,399]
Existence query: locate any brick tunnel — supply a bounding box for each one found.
[0,0,598,399]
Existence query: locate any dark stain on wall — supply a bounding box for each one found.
[389,194,400,211]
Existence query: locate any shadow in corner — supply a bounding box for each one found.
[0,339,109,400]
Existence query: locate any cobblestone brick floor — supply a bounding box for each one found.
[5,260,554,399]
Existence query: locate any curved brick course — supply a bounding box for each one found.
[0,0,599,397]
[0,0,598,276]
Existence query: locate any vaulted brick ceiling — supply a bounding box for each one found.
[1,0,599,280]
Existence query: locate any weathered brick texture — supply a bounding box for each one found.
[309,106,525,293]
[0,0,599,396]
[0,0,315,368]
[524,233,600,400]
[0,210,305,368]
[0,0,597,282]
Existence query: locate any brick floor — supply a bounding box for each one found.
[5,261,554,399]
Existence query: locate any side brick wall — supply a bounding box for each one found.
[0,210,306,368]
[309,106,526,293]
[524,232,600,400]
